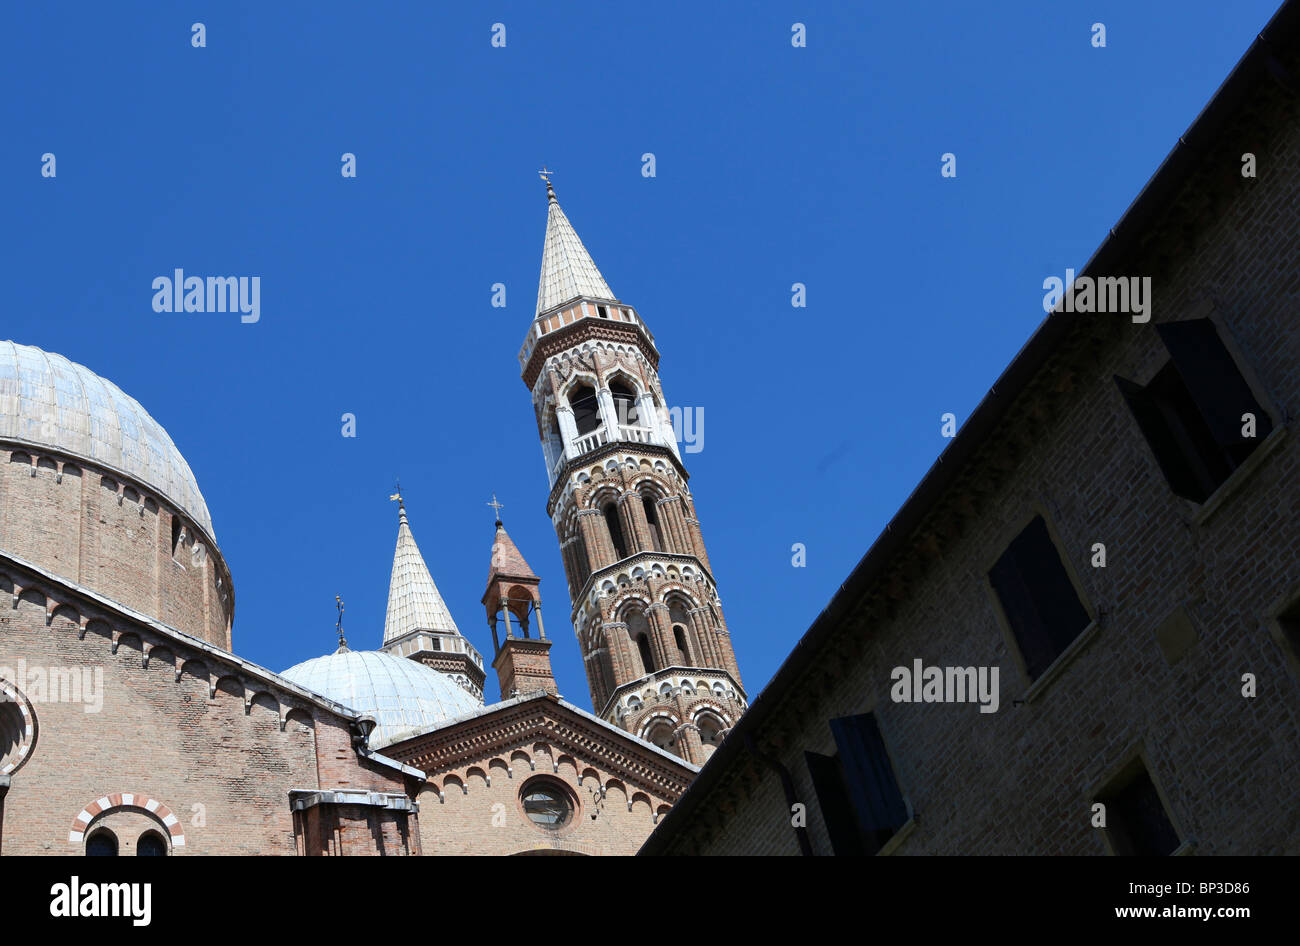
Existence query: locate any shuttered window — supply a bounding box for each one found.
[1116,318,1271,502]
[1099,762,1180,856]
[806,713,909,855]
[989,515,1092,679]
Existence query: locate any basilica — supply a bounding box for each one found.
[0,179,746,855]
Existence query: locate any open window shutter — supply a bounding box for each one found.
[989,536,1055,678]
[1015,517,1090,659]
[805,751,866,856]
[830,714,908,846]
[1115,375,1207,501]
[1156,319,1272,450]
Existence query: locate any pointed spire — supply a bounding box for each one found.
[383,499,464,646]
[536,176,616,316]
[488,519,539,587]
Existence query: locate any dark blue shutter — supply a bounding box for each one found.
[805,751,866,856]
[1157,319,1271,455]
[830,714,908,849]
[1115,374,1207,501]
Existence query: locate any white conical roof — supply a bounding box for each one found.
[383,503,463,646]
[535,183,616,315]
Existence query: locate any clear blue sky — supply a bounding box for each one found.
[0,1,1281,709]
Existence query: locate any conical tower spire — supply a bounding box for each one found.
[383,497,463,645]
[488,518,539,587]
[536,173,616,316]
[382,492,486,701]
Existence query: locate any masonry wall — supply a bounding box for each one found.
[0,561,409,855]
[653,67,1300,856]
[417,751,670,856]
[0,447,233,649]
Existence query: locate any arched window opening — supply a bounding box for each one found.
[86,830,118,857]
[572,529,591,587]
[698,714,724,747]
[137,831,168,856]
[610,380,639,427]
[570,384,601,436]
[603,503,628,560]
[645,721,679,757]
[673,625,691,664]
[642,495,664,552]
[635,633,655,675]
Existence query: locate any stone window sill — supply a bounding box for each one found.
[877,817,917,856]
[1023,619,1102,704]
[1193,424,1287,526]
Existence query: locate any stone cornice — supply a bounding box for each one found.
[0,547,422,781]
[381,693,696,799]
[546,441,688,517]
[522,315,660,390]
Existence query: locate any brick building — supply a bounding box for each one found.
[642,0,1300,856]
[0,176,733,855]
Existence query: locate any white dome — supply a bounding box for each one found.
[281,649,481,747]
[0,341,216,541]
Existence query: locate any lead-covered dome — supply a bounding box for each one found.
[0,341,215,541]
[281,649,481,748]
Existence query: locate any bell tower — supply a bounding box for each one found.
[516,174,746,765]
[482,504,559,700]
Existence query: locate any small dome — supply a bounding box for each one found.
[0,340,215,541]
[281,649,481,747]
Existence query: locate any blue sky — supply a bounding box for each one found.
[0,1,1281,710]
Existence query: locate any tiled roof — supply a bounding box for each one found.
[488,521,538,586]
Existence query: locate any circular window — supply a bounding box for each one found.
[521,782,574,831]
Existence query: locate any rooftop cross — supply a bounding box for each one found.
[335,594,348,651]
[538,166,556,200]
[487,493,505,523]
[389,479,403,508]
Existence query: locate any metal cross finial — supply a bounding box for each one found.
[487,493,505,522]
[388,479,403,508]
[538,166,554,183]
[335,595,347,650]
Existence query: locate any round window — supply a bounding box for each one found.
[521,783,573,830]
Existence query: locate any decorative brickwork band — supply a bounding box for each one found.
[68,793,186,847]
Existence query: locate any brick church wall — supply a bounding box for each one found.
[0,449,233,650]
[0,559,412,855]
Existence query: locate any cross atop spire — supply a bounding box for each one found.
[538,167,557,202]
[535,180,616,315]
[487,493,505,524]
[390,481,408,524]
[334,595,349,653]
